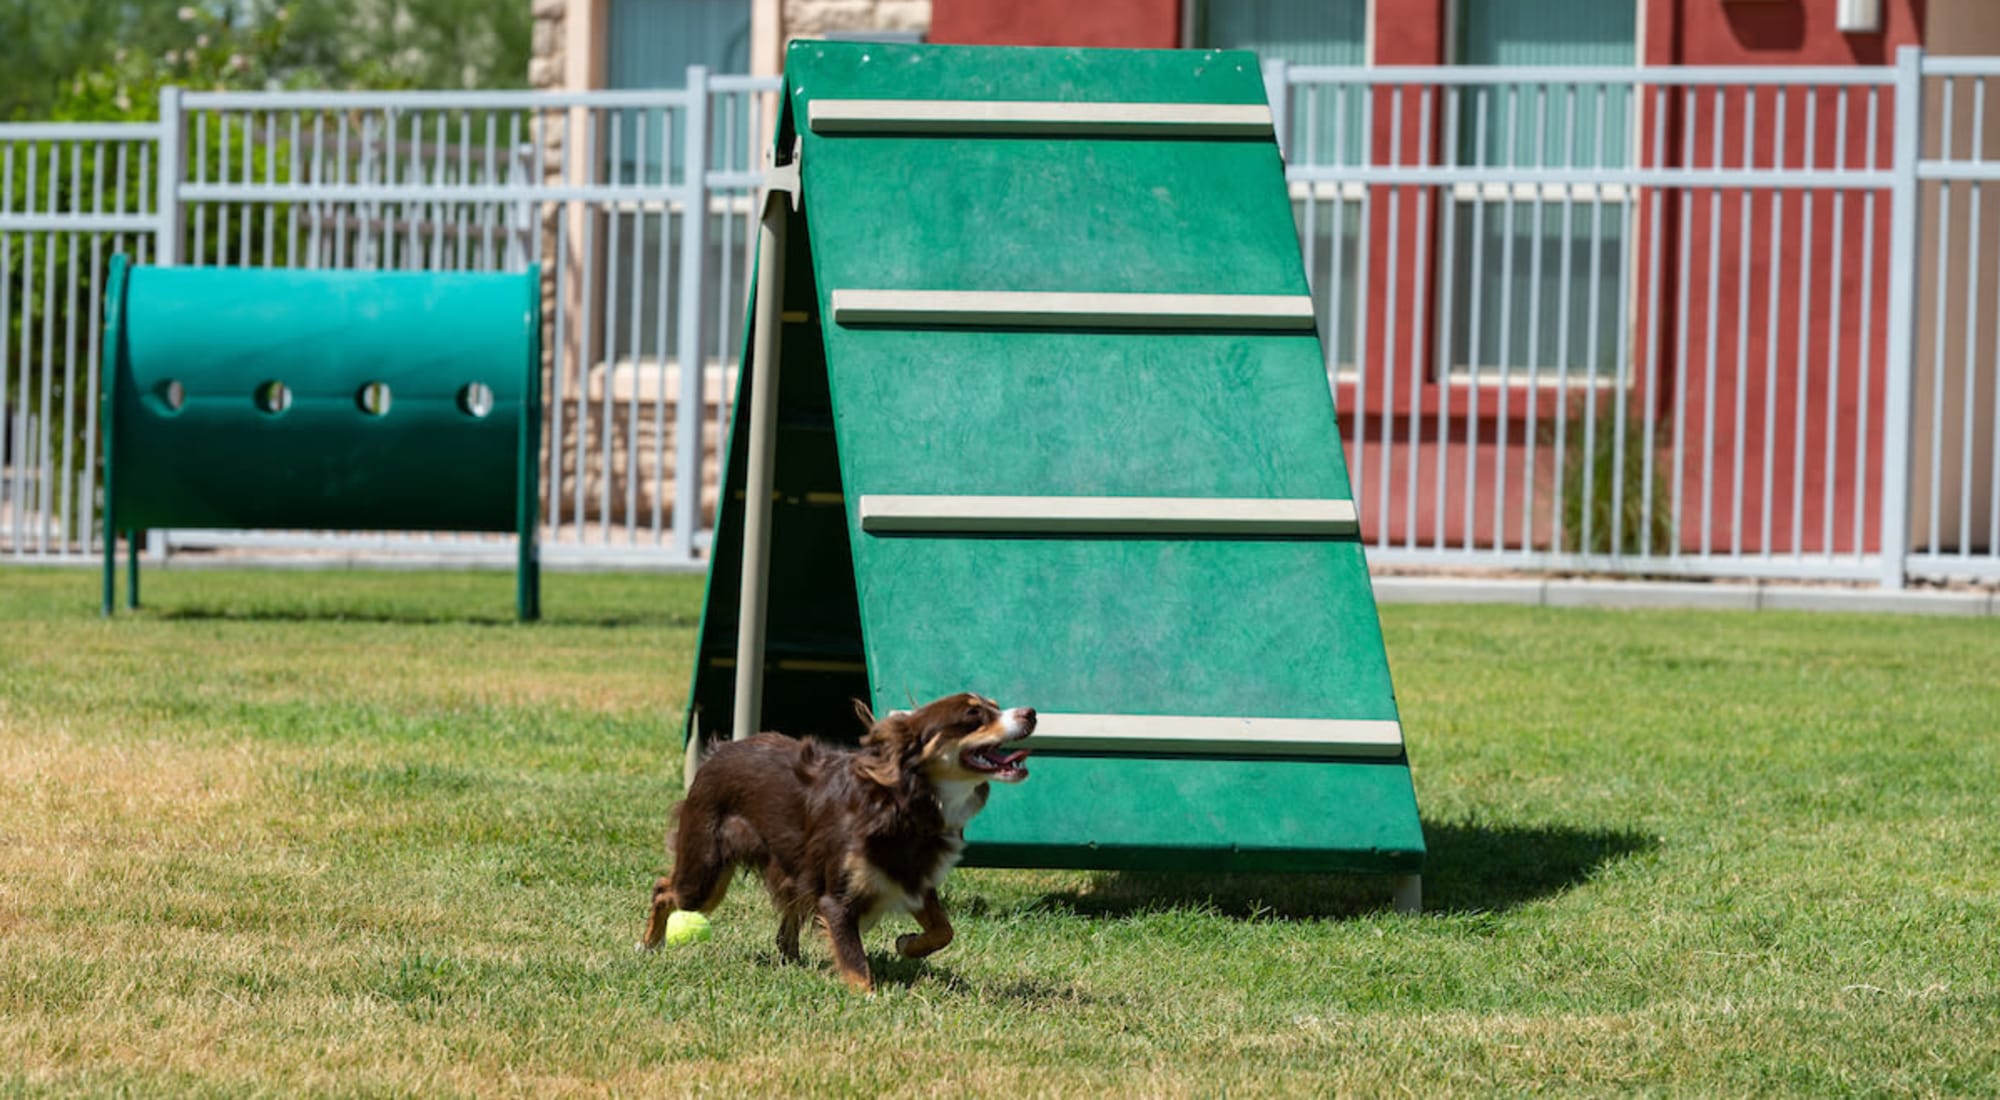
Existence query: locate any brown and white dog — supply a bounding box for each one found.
[641,693,1035,992]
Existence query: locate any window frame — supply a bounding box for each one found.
[1435,0,1643,385]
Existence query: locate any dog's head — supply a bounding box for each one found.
[857,693,1035,787]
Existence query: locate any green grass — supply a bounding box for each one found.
[1,567,1996,1097]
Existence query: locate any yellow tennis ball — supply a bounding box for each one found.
[663,910,712,946]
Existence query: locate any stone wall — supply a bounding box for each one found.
[782,0,929,39]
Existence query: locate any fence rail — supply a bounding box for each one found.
[5,48,2000,587]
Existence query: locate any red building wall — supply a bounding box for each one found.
[928,0,1183,49]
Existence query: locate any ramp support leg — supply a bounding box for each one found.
[731,151,801,743]
[126,532,141,610]
[1392,874,1422,915]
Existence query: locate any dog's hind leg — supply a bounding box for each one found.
[895,889,955,959]
[817,895,874,994]
[640,813,748,950]
[775,907,804,962]
[640,877,678,950]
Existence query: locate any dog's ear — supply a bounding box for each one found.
[857,710,912,787]
[857,755,901,787]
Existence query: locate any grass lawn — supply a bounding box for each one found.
[1,566,1996,1096]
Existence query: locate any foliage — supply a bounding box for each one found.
[0,568,1996,1094]
[3,0,533,124]
[1549,402,1678,556]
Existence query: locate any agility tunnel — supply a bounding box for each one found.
[686,42,1425,906]
[99,258,543,619]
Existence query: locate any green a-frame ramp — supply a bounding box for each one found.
[686,41,1425,908]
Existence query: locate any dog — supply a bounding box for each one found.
[641,692,1035,992]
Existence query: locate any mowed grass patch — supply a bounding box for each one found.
[0,565,1995,1096]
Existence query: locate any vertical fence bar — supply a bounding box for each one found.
[1404,86,1432,553]
[1879,46,1926,588]
[1642,84,1668,558]
[1732,86,1756,557]
[1553,84,1578,553]
[1377,86,1402,546]
[653,108,674,544]
[1580,87,1608,557]
[1351,84,1374,517]
[1959,79,1983,558]
[1462,88,1487,551]
[1522,84,1547,551]
[1761,88,1786,558]
[1300,87,1320,325]
[1494,86,1518,551]
[1701,88,1723,557]
[627,109,648,542]
[1434,85,1460,551]
[1672,89,1695,558]
[37,146,57,554]
[599,112,623,544]
[1856,87,1881,562]
[1825,90,1850,555]
[84,203,105,554]
[673,68,711,561]
[1792,90,1817,556]
[59,144,82,550]
[10,178,28,556]
[547,189,570,542]
[1927,78,1953,557]
[1326,85,1347,394]
[573,110,598,540]
[1609,106,1638,562]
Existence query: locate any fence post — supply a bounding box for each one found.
[146,86,185,563]
[1878,46,1924,590]
[671,66,711,562]
[155,86,183,266]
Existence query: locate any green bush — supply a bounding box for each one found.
[1548,403,1677,556]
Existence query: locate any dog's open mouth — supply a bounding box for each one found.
[962,744,1030,782]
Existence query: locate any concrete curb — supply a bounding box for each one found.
[18,556,1997,616]
[1372,576,1998,617]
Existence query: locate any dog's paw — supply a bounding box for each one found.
[635,939,660,954]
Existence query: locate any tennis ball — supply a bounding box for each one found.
[663,910,712,946]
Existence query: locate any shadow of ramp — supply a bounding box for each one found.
[1418,819,1656,915]
[1013,820,1656,922]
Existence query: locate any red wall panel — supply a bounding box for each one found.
[928,0,1184,49]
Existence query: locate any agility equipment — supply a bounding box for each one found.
[685,43,1424,908]
[99,258,542,619]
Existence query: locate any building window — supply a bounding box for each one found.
[605,0,754,370]
[1443,0,1636,379]
[1191,0,1369,368]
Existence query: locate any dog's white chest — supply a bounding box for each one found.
[933,778,989,832]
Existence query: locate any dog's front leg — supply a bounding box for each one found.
[817,895,874,994]
[895,889,954,959]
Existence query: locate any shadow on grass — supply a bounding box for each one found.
[149,605,697,628]
[1009,820,1657,922]
[862,955,1100,1004]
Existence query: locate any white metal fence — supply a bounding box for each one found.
[4,48,1999,586]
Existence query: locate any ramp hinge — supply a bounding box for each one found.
[761,139,802,214]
